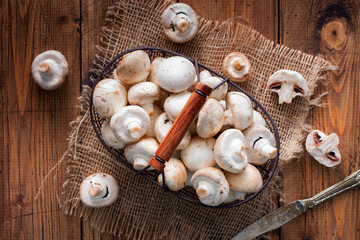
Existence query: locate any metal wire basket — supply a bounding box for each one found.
[89,46,280,209]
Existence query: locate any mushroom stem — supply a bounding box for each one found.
[232,58,246,71]
[317,133,339,153]
[278,83,295,104]
[141,103,155,116]
[133,157,149,170]
[126,121,142,139]
[196,181,214,199]
[175,15,190,32]
[236,144,248,162]
[38,61,52,74]
[89,184,103,197]
[254,139,277,158]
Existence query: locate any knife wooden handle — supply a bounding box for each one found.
[149,82,212,172]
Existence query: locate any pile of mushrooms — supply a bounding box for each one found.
[86,49,279,207]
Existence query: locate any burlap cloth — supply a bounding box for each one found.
[59,0,333,239]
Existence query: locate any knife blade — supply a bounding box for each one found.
[232,169,360,240]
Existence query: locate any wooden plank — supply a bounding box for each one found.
[0,0,82,239]
[281,0,360,239]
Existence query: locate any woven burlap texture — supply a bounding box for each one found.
[61,0,333,239]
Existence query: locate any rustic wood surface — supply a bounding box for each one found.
[1,0,359,239]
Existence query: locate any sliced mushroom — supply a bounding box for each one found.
[79,173,119,208]
[214,129,248,173]
[163,91,192,121]
[224,91,253,131]
[150,56,196,93]
[31,50,69,90]
[124,137,159,170]
[196,99,225,138]
[305,130,341,167]
[93,79,128,119]
[191,167,229,206]
[101,119,126,149]
[267,69,308,104]
[110,105,150,144]
[158,158,187,191]
[222,52,251,82]
[115,50,150,85]
[225,164,263,193]
[181,136,216,172]
[154,113,191,150]
[128,82,162,115]
[161,3,199,43]
[243,124,277,165]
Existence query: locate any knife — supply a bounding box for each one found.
[232,169,360,240]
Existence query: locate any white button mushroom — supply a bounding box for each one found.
[305,130,341,167]
[150,56,196,93]
[191,167,229,206]
[145,105,163,138]
[224,91,254,131]
[115,50,151,85]
[196,70,228,101]
[128,82,162,115]
[180,136,216,172]
[154,113,191,150]
[224,190,246,203]
[93,78,128,119]
[79,173,119,208]
[267,69,309,104]
[243,124,277,165]
[163,91,192,121]
[124,137,159,170]
[161,3,199,43]
[252,110,266,126]
[31,50,69,90]
[157,158,187,191]
[225,164,263,194]
[214,129,248,173]
[110,105,150,144]
[222,52,251,82]
[101,119,126,149]
[196,99,225,138]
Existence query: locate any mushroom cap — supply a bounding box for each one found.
[154,113,191,150]
[214,129,248,173]
[115,50,150,85]
[305,130,341,167]
[267,70,309,104]
[145,105,163,138]
[150,56,196,93]
[110,105,150,143]
[225,91,253,130]
[243,124,277,165]
[252,110,266,126]
[196,99,225,138]
[158,158,187,191]
[124,137,159,170]
[225,164,263,193]
[31,50,69,90]
[79,173,119,208]
[161,3,199,43]
[191,167,229,206]
[101,119,126,149]
[222,52,251,82]
[199,72,228,101]
[163,91,192,121]
[180,136,216,172]
[128,82,162,114]
[93,78,128,118]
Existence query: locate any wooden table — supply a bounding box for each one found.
[1,0,359,239]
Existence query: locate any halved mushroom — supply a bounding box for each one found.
[161,3,199,43]
[243,124,277,165]
[31,50,69,90]
[115,50,150,85]
[150,56,195,93]
[267,70,308,104]
[93,79,128,119]
[214,129,248,173]
[79,173,119,208]
[222,52,251,82]
[305,130,341,167]
[101,119,126,149]
[196,99,225,138]
[128,82,162,115]
[110,105,150,144]
[225,164,263,194]
[163,91,192,121]
[224,91,253,131]
[191,167,229,206]
[158,158,187,191]
[181,136,216,172]
[124,137,159,170]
